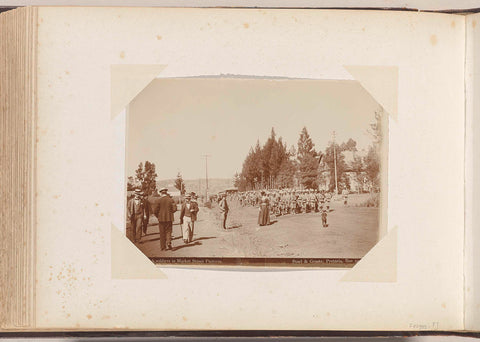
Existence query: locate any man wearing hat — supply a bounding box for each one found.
[179,193,199,244]
[218,192,229,230]
[190,192,198,210]
[190,192,198,203]
[156,187,177,251]
[127,188,147,243]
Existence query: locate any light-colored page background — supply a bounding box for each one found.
[465,13,479,331]
[35,7,465,330]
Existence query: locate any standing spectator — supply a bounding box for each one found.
[127,188,147,243]
[258,191,271,226]
[142,192,150,236]
[146,188,162,235]
[314,189,320,212]
[321,205,328,228]
[189,192,199,237]
[325,191,332,211]
[219,193,229,230]
[156,187,177,251]
[180,194,199,244]
[342,187,349,206]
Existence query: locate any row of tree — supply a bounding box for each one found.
[127,162,187,197]
[128,109,383,195]
[234,110,382,192]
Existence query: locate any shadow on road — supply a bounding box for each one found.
[226,224,242,230]
[142,237,160,243]
[171,241,202,251]
[142,232,159,238]
[141,235,215,244]
[259,221,277,226]
[194,236,216,242]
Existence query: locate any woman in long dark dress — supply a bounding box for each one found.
[258,191,270,226]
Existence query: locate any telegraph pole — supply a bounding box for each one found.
[333,131,338,195]
[202,154,211,201]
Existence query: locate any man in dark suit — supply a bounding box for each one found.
[179,193,199,243]
[142,192,151,235]
[156,187,177,250]
[219,192,229,230]
[144,188,161,236]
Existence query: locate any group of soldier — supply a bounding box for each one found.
[233,189,335,213]
[230,189,343,228]
[126,187,200,250]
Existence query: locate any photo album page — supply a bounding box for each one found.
[2,6,470,330]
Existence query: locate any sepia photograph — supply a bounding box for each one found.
[125,78,386,267]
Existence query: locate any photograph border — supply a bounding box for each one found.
[113,66,394,274]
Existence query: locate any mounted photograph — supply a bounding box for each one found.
[125,77,387,267]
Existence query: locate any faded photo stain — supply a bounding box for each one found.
[430,35,438,46]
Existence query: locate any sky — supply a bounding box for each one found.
[126,78,381,180]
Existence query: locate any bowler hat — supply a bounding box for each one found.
[159,187,168,193]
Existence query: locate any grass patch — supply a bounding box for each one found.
[355,193,379,208]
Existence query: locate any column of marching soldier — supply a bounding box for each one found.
[229,189,342,228]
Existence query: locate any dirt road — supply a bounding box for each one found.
[133,199,379,260]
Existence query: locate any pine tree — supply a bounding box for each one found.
[143,161,158,195]
[127,176,136,191]
[296,127,318,189]
[365,106,383,191]
[277,158,296,188]
[298,154,319,189]
[133,161,158,195]
[260,128,276,185]
[297,126,316,160]
[365,146,380,191]
[233,172,240,188]
[253,140,263,188]
[135,162,144,185]
[288,145,296,159]
[368,107,383,144]
[340,138,358,152]
[270,137,287,184]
